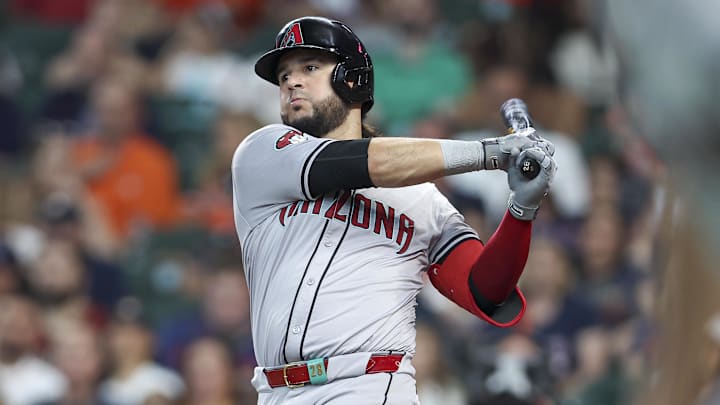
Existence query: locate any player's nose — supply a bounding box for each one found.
[285,72,304,90]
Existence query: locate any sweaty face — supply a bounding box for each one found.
[277,49,350,137]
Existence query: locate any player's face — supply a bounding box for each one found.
[277,49,350,137]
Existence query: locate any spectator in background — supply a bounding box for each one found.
[575,204,639,327]
[155,267,253,372]
[517,237,598,380]
[449,191,488,240]
[31,130,121,256]
[0,46,24,157]
[42,25,113,126]
[156,7,279,123]
[71,77,183,241]
[623,275,657,365]
[26,238,106,326]
[183,110,261,235]
[9,0,91,24]
[0,242,29,296]
[42,319,109,405]
[368,0,473,134]
[155,0,264,25]
[549,0,618,109]
[88,0,173,63]
[0,294,67,405]
[37,192,128,312]
[586,155,621,209]
[455,18,588,139]
[42,20,147,128]
[415,321,467,405]
[0,170,34,239]
[99,315,185,405]
[180,337,254,405]
[471,333,554,404]
[559,328,630,405]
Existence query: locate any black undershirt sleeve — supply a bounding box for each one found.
[308,138,374,197]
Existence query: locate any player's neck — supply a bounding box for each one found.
[325,108,362,140]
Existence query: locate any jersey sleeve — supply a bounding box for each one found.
[232,124,333,238]
[427,189,480,265]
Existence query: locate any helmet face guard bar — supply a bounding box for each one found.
[254,16,374,114]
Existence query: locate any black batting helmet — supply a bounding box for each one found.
[254,16,374,113]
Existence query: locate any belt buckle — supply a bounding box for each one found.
[283,362,306,388]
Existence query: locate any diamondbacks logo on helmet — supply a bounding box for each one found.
[275,130,310,150]
[279,22,304,47]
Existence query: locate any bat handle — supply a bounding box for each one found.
[519,156,540,179]
[500,98,541,180]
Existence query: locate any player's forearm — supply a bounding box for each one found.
[469,210,532,303]
[367,138,447,187]
[307,136,489,196]
[367,138,485,187]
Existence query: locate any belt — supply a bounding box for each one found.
[263,353,404,389]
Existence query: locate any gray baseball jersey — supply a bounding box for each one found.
[232,124,478,369]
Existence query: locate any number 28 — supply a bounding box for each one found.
[309,364,324,377]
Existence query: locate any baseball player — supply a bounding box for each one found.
[232,16,557,404]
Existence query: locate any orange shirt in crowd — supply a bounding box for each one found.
[72,133,182,238]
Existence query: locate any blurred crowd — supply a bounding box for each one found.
[0,0,717,404]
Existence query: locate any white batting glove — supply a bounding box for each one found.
[481,128,555,171]
[507,146,558,221]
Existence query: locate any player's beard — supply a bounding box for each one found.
[281,94,350,138]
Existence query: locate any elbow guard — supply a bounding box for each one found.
[428,239,526,328]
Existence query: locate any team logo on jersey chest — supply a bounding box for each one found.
[278,191,415,254]
[276,130,310,150]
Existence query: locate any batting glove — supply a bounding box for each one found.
[507,146,558,221]
[481,128,555,171]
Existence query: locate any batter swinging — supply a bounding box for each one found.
[232,16,557,404]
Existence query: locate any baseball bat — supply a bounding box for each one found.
[500,98,540,180]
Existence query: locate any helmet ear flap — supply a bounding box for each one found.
[331,61,353,103]
[331,62,373,105]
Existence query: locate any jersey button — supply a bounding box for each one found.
[323,240,333,247]
[291,325,302,334]
[306,278,315,286]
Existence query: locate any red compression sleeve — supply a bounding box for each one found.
[428,210,531,327]
[470,210,532,302]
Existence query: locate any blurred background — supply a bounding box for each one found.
[0,0,718,404]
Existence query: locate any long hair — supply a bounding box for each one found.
[361,123,379,138]
[361,120,381,138]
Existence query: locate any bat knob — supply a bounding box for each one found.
[520,157,540,179]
